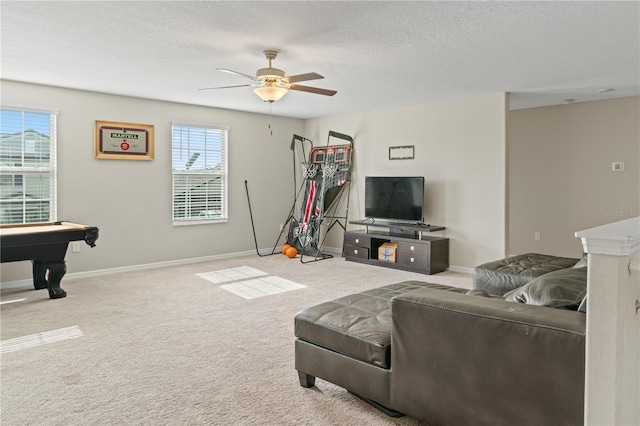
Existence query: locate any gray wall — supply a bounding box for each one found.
[305,93,508,269]
[3,80,636,281]
[1,80,304,281]
[508,96,639,258]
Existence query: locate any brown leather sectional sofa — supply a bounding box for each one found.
[294,257,587,425]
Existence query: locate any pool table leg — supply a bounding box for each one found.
[32,261,48,290]
[31,260,67,299]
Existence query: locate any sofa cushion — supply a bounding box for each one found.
[473,253,581,296]
[503,267,587,310]
[294,281,467,369]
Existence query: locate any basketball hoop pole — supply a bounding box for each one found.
[245,180,281,257]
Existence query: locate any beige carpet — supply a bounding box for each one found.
[1,254,472,426]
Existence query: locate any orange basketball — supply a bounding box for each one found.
[281,244,291,255]
[285,247,298,258]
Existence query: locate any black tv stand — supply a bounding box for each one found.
[344,220,448,275]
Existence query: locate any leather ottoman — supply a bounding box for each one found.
[294,280,468,414]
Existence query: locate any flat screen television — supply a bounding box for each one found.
[364,176,425,223]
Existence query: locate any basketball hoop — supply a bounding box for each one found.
[303,163,318,178]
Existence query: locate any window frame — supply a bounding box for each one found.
[171,121,229,226]
[0,106,58,225]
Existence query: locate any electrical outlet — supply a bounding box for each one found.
[612,162,624,171]
[534,232,541,241]
[71,241,81,253]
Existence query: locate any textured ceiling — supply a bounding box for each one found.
[1,1,638,119]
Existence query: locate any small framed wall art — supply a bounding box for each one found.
[95,120,154,160]
[389,145,414,160]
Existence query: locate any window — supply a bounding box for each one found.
[0,108,57,225]
[171,122,228,225]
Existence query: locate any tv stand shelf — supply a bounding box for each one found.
[348,220,445,235]
[344,221,448,275]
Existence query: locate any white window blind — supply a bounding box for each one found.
[172,122,228,225]
[0,108,58,225]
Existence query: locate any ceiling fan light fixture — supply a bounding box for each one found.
[254,84,288,102]
[204,49,335,102]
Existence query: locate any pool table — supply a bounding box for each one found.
[0,221,99,299]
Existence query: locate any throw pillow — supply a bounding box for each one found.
[572,254,588,268]
[465,289,504,299]
[503,267,587,310]
[577,296,587,313]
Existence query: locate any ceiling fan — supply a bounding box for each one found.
[199,50,337,103]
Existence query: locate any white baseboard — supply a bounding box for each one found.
[0,249,259,290]
[0,279,33,290]
[447,265,474,275]
[1,246,470,290]
[0,246,345,290]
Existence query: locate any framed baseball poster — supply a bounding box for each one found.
[95,120,154,160]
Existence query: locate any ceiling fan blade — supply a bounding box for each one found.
[216,68,259,81]
[289,84,337,96]
[199,84,259,91]
[284,72,324,83]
